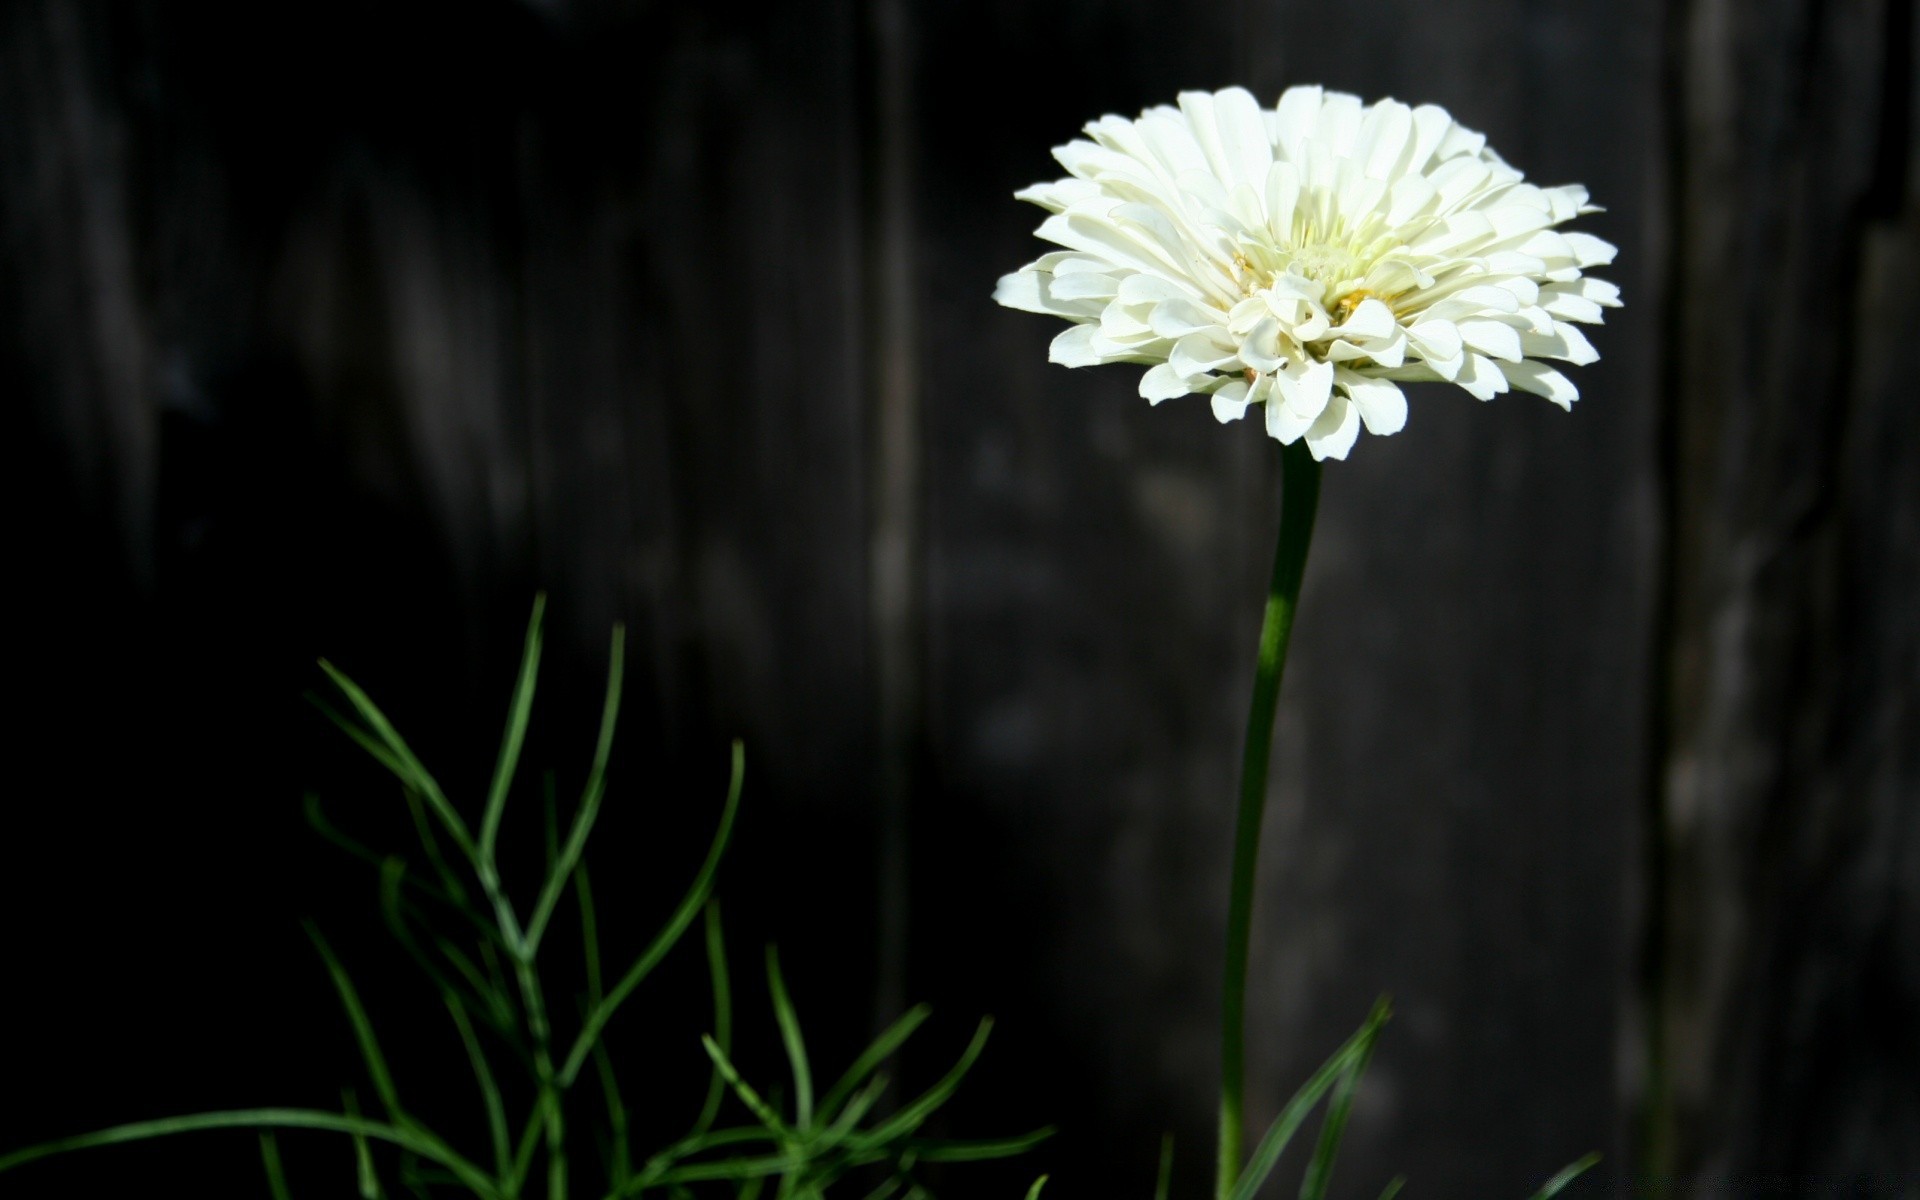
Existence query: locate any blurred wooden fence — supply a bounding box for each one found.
[2,0,1915,1195]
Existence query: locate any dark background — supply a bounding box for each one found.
[3,0,1916,1196]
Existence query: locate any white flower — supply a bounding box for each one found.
[993,86,1621,461]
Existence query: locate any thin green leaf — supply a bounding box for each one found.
[377,858,498,1032]
[1155,1133,1174,1200]
[309,692,411,783]
[632,1122,783,1186]
[692,901,733,1138]
[260,1133,293,1200]
[526,624,627,951]
[907,1127,1055,1161]
[577,863,633,1185]
[342,1090,383,1200]
[1377,1177,1406,1200]
[817,1005,930,1121]
[700,1036,793,1138]
[1528,1152,1600,1200]
[1229,1002,1390,1200]
[402,788,471,909]
[445,992,511,1181]
[1300,996,1389,1200]
[818,1074,891,1145]
[561,740,744,1087]
[578,862,608,1003]
[765,946,815,1128]
[653,1152,802,1185]
[304,793,383,871]
[859,1178,904,1200]
[318,659,474,861]
[0,1109,500,1198]
[592,1040,633,1187]
[1025,1176,1050,1200]
[848,1018,993,1150]
[510,1107,545,1193]
[306,924,405,1123]
[480,594,546,865]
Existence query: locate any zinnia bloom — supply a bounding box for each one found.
[993,86,1620,460]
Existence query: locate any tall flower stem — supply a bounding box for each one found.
[1217,438,1322,1199]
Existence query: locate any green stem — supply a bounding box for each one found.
[1216,438,1322,1199]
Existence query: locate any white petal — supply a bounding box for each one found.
[1239,316,1286,373]
[1273,357,1335,420]
[1212,87,1274,196]
[1406,319,1464,363]
[1265,160,1300,236]
[1211,379,1252,423]
[1302,393,1361,460]
[1501,360,1580,410]
[1117,272,1199,305]
[1170,330,1238,376]
[1338,369,1408,435]
[1139,362,1193,403]
[1149,297,1226,338]
[1454,351,1510,400]
[1014,178,1101,212]
[1457,318,1525,362]
[994,270,1098,318]
[1521,320,1599,365]
[1048,323,1104,367]
[1577,276,1623,306]
[1048,271,1120,301]
[1386,174,1438,226]
[1328,297,1397,341]
[1273,85,1324,160]
[1359,99,1414,180]
[1562,232,1617,267]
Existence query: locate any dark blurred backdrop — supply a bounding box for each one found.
[2,0,1916,1196]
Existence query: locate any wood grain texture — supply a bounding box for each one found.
[1651,0,1920,1184]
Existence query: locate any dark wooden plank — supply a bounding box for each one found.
[1649,0,1920,1181]
[1,2,881,1190]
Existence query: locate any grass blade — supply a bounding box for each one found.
[1025,1177,1050,1200]
[1229,1001,1390,1200]
[765,946,815,1128]
[1156,1133,1174,1200]
[0,1109,499,1197]
[526,624,625,950]
[691,901,734,1138]
[480,595,545,866]
[402,789,472,909]
[849,1018,993,1150]
[306,925,405,1123]
[817,1005,930,1121]
[1528,1152,1601,1199]
[818,1073,891,1145]
[561,740,744,1087]
[317,660,474,861]
[1300,996,1389,1200]
[341,1090,383,1199]
[907,1128,1054,1161]
[445,992,512,1181]
[260,1133,293,1200]
[700,1035,793,1138]
[1377,1177,1406,1200]
[577,863,634,1185]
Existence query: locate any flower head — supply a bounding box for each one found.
[994,86,1620,461]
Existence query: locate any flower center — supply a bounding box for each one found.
[1286,241,1363,285]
